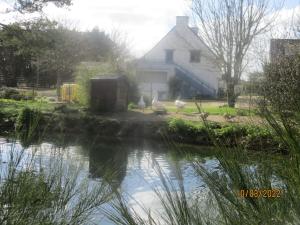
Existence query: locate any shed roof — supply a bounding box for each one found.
[91,75,126,80]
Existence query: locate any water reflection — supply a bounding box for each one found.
[87,139,129,188]
[0,135,217,225]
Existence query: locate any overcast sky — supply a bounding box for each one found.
[0,0,300,58]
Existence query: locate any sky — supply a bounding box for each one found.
[0,0,300,59]
[43,0,191,56]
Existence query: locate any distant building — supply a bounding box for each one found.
[136,16,221,100]
[270,39,300,62]
[90,75,128,113]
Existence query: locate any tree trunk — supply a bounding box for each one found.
[227,82,236,108]
[56,73,61,101]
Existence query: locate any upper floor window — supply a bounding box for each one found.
[165,49,174,63]
[190,50,201,63]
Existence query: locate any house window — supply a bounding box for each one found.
[190,50,201,63]
[165,49,174,63]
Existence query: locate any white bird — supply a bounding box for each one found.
[174,99,186,113]
[138,96,146,112]
[152,95,165,111]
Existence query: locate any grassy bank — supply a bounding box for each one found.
[167,118,283,152]
[0,99,282,152]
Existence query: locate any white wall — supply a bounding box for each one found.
[142,24,221,91]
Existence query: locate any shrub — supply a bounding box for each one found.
[236,109,248,116]
[0,88,24,100]
[264,55,300,113]
[75,62,139,106]
[168,118,207,138]
[75,62,117,105]
[214,124,247,142]
[128,102,138,110]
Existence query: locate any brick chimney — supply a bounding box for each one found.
[176,16,189,27]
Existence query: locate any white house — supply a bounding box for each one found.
[136,16,221,100]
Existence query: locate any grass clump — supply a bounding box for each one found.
[15,107,43,147]
[0,140,111,225]
[0,87,34,101]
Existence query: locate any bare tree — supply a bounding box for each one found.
[109,29,133,71]
[191,0,281,107]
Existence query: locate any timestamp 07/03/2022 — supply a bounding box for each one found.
[238,189,283,198]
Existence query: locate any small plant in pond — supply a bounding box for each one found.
[16,107,43,146]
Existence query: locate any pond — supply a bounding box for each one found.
[0,136,269,224]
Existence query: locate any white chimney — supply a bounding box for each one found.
[191,27,199,35]
[176,16,189,27]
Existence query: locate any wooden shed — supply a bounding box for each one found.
[90,75,129,113]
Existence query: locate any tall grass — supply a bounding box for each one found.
[106,99,300,224]
[0,115,112,225]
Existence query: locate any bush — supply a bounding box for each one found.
[128,102,138,110]
[264,55,300,113]
[75,62,139,106]
[214,125,247,146]
[168,118,207,139]
[0,88,34,101]
[0,88,23,100]
[236,109,248,116]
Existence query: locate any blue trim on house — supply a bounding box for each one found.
[174,63,216,98]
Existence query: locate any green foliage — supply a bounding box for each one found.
[168,118,209,140]
[0,19,114,88]
[165,104,253,116]
[167,118,280,151]
[214,124,246,139]
[0,99,54,117]
[128,102,138,110]
[264,55,300,113]
[16,107,43,146]
[75,62,117,105]
[0,87,33,100]
[11,0,72,13]
[75,62,139,106]
[106,99,300,225]
[236,109,248,116]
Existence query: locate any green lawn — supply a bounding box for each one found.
[162,101,255,116]
[0,99,55,116]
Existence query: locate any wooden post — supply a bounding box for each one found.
[150,82,153,109]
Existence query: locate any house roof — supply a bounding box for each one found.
[140,22,217,61]
[141,27,176,59]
